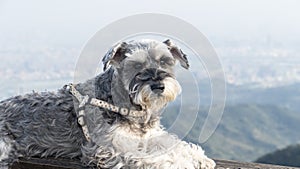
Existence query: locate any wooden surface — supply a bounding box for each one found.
[10,158,300,169]
[11,158,86,169]
[214,159,300,169]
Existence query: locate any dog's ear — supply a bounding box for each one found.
[163,39,189,69]
[102,42,128,71]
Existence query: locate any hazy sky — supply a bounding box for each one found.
[0,0,300,45]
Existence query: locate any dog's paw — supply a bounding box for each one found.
[200,157,216,169]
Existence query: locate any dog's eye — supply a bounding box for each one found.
[134,63,143,69]
[160,57,174,66]
[160,59,166,66]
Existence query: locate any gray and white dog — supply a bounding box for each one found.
[0,39,215,169]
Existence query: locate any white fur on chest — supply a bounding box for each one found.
[109,123,214,169]
[111,123,167,154]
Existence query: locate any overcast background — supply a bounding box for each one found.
[1,0,300,44]
[1,0,300,163]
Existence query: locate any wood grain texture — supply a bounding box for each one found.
[10,158,300,169]
[214,159,300,169]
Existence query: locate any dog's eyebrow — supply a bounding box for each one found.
[158,55,175,66]
[159,55,173,59]
[126,60,145,65]
[156,55,175,62]
[126,52,147,63]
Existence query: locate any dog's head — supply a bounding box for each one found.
[103,39,189,115]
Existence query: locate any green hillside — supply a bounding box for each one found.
[162,104,300,162]
[255,144,300,167]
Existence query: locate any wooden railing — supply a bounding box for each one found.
[214,159,299,169]
[10,158,300,169]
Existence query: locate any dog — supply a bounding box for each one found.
[0,39,216,169]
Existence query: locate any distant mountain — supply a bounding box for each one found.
[255,144,300,167]
[162,104,300,162]
[224,83,300,112]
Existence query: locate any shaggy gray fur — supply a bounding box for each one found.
[0,65,118,168]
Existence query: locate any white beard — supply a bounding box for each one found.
[134,77,182,114]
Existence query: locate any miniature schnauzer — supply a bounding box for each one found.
[0,39,216,168]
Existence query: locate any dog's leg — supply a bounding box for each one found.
[94,146,125,169]
[200,157,216,169]
[180,142,216,169]
[0,137,13,169]
[131,132,216,169]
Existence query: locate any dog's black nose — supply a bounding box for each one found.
[150,83,165,94]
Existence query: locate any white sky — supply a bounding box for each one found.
[0,0,300,44]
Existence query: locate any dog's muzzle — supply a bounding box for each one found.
[150,82,165,94]
[128,67,181,116]
[129,68,171,95]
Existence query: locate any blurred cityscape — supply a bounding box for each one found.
[1,32,300,99]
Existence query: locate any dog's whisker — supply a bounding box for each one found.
[132,84,139,91]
